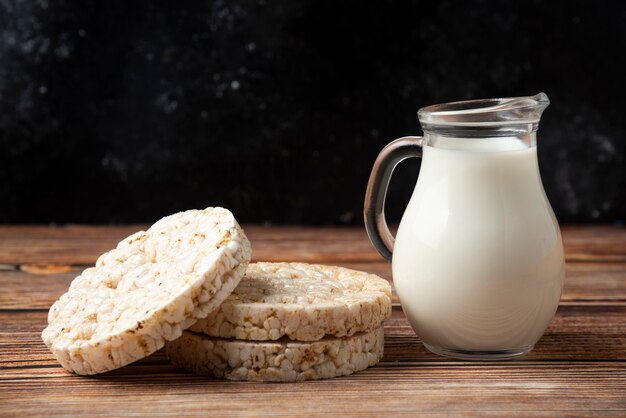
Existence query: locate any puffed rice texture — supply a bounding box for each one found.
[166,327,384,382]
[189,262,392,341]
[41,207,251,375]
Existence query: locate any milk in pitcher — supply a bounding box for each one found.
[393,137,564,357]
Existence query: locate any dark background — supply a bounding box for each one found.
[1,0,624,225]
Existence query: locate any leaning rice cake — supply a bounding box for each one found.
[42,207,251,375]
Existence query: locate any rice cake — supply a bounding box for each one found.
[166,327,384,382]
[42,207,251,375]
[189,262,392,341]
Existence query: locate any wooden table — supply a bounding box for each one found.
[1,225,625,416]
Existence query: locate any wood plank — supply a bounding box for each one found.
[561,225,626,261]
[0,364,624,417]
[0,269,77,310]
[0,225,378,265]
[561,262,626,302]
[2,261,624,310]
[0,225,624,265]
[2,305,624,370]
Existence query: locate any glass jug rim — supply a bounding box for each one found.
[417,93,549,132]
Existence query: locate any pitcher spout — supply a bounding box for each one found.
[418,93,550,137]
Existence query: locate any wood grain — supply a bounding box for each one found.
[1,364,625,417]
[0,225,624,265]
[2,306,625,370]
[2,261,624,309]
[0,225,625,417]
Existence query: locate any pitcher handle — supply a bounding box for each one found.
[364,136,423,261]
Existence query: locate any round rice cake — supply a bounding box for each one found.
[189,262,392,341]
[42,207,251,375]
[166,327,384,381]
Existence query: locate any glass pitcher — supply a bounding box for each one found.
[364,93,565,360]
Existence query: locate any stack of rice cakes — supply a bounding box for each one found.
[166,262,392,381]
[42,207,392,382]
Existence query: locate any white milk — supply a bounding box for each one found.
[393,138,564,353]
